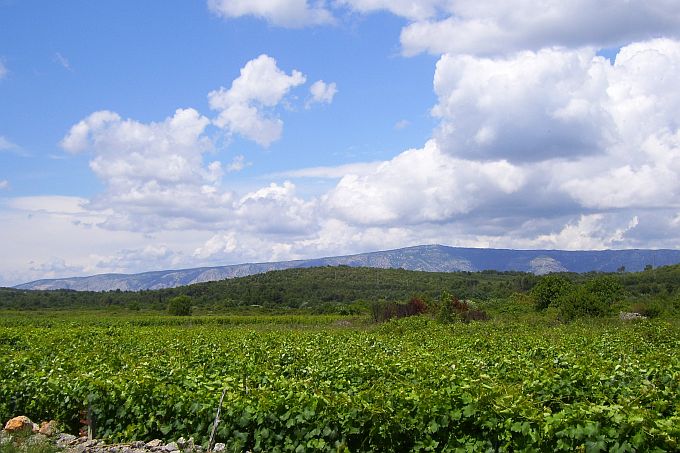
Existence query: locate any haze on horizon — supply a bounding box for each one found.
[2,1,680,286]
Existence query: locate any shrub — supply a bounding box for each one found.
[630,301,662,318]
[167,295,192,316]
[462,309,489,323]
[556,285,612,321]
[530,275,574,310]
[582,276,624,306]
[437,292,488,323]
[370,297,428,323]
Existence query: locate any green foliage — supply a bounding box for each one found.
[555,276,624,322]
[531,275,574,310]
[166,295,192,316]
[434,292,488,323]
[556,286,611,321]
[0,267,536,310]
[582,275,624,306]
[0,315,679,451]
[0,430,59,453]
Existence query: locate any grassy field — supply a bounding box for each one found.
[1,311,678,452]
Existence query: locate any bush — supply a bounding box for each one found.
[530,275,574,310]
[582,276,624,306]
[630,301,662,318]
[436,292,488,323]
[167,295,192,316]
[370,297,427,323]
[557,285,611,321]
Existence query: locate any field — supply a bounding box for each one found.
[1,312,679,452]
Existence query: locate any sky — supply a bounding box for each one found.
[2,1,680,286]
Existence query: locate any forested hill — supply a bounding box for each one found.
[13,245,680,291]
[3,264,680,311]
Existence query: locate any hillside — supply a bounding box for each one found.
[13,245,680,292]
[3,263,680,311]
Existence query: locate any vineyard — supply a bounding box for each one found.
[1,314,679,452]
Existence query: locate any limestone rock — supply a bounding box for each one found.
[3,416,37,434]
[147,439,163,448]
[38,420,59,436]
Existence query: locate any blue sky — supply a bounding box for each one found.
[2,1,680,285]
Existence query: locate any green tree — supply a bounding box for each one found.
[530,275,573,310]
[167,295,192,316]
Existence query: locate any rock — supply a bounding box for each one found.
[57,433,77,445]
[38,420,59,436]
[147,439,163,448]
[83,438,99,448]
[131,441,146,448]
[176,437,186,449]
[213,443,225,453]
[164,441,179,452]
[619,312,647,321]
[3,416,37,434]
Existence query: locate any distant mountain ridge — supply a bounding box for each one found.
[14,245,680,291]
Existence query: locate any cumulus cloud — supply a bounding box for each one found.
[60,108,233,231]
[0,180,8,190]
[432,48,611,162]
[325,140,525,225]
[193,232,238,259]
[236,181,317,234]
[522,214,640,251]
[429,39,680,213]
[207,0,333,28]
[399,0,680,56]
[307,80,337,106]
[208,54,306,147]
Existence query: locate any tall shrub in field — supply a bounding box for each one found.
[556,276,624,321]
[167,295,192,316]
[530,275,573,310]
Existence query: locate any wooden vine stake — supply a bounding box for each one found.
[207,385,229,453]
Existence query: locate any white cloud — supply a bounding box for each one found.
[307,80,337,107]
[432,47,611,162]
[0,180,8,190]
[272,161,382,179]
[400,0,680,56]
[525,214,640,251]
[193,232,238,259]
[394,119,410,130]
[209,54,306,147]
[54,52,72,71]
[236,181,317,234]
[429,39,680,212]
[338,0,448,21]
[60,108,234,231]
[207,0,333,28]
[0,135,19,152]
[325,140,525,225]
[0,60,6,80]
[226,154,250,172]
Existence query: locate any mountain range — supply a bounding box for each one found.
[14,245,680,291]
